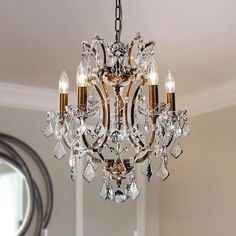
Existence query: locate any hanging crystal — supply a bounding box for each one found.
[53,141,66,160]
[175,124,182,137]
[54,121,63,139]
[100,183,108,200]
[83,161,96,183]
[100,182,114,201]
[170,140,183,159]
[157,152,169,181]
[94,122,106,137]
[42,121,54,138]
[183,123,190,136]
[126,181,140,200]
[141,159,152,181]
[114,189,127,203]
[157,162,169,181]
[77,118,87,135]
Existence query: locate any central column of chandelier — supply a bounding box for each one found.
[43,0,189,203]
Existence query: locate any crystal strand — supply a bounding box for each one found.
[83,160,96,183]
[170,139,183,159]
[42,120,54,138]
[53,140,66,160]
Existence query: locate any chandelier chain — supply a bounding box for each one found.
[115,0,122,42]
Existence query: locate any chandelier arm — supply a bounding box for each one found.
[127,43,134,65]
[94,39,107,66]
[80,75,112,163]
[80,83,108,162]
[100,43,107,65]
[100,79,111,131]
[124,81,140,149]
[129,79,158,163]
[94,83,107,127]
[81,134,105,163]
[130,83,146,148]
[135,150,153,163]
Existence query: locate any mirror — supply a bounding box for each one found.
[0,159,30,236]
[0,134,54,236]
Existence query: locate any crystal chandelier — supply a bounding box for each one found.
[43,0,190,203]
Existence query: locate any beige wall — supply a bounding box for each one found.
[160,105,236,236]
[0,106,75,236]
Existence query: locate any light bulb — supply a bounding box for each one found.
[59,71,69,93]
[147,59,159,85]
[165,70,175,93]
[76,62,88,87]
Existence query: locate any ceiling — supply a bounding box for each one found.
[0,0,235,97]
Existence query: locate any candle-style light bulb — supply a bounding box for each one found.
[76,62,88,110]
[59,71,69,93]
[165,70,176,112]
[147,59,159,85]
[147,58,159,123]
[165,70,175,93]
[76,62,88,87]
[58,71,69,116]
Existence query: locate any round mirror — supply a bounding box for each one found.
[0,158,31,236]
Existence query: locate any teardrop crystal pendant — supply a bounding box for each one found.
[54,122,62,139]
[170,140,183,159]
[141,159,152,181]
[83,161,96,183]
[77,119,87,135]
[175,126,182,137]
[42,121,54,138]
[53,141,66,160]
[126,181,140,200]
[114,189,127,203]
[99,183,114,201]
[100,183,108,200]
[183,123,190,136]
[157,162,169,181]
